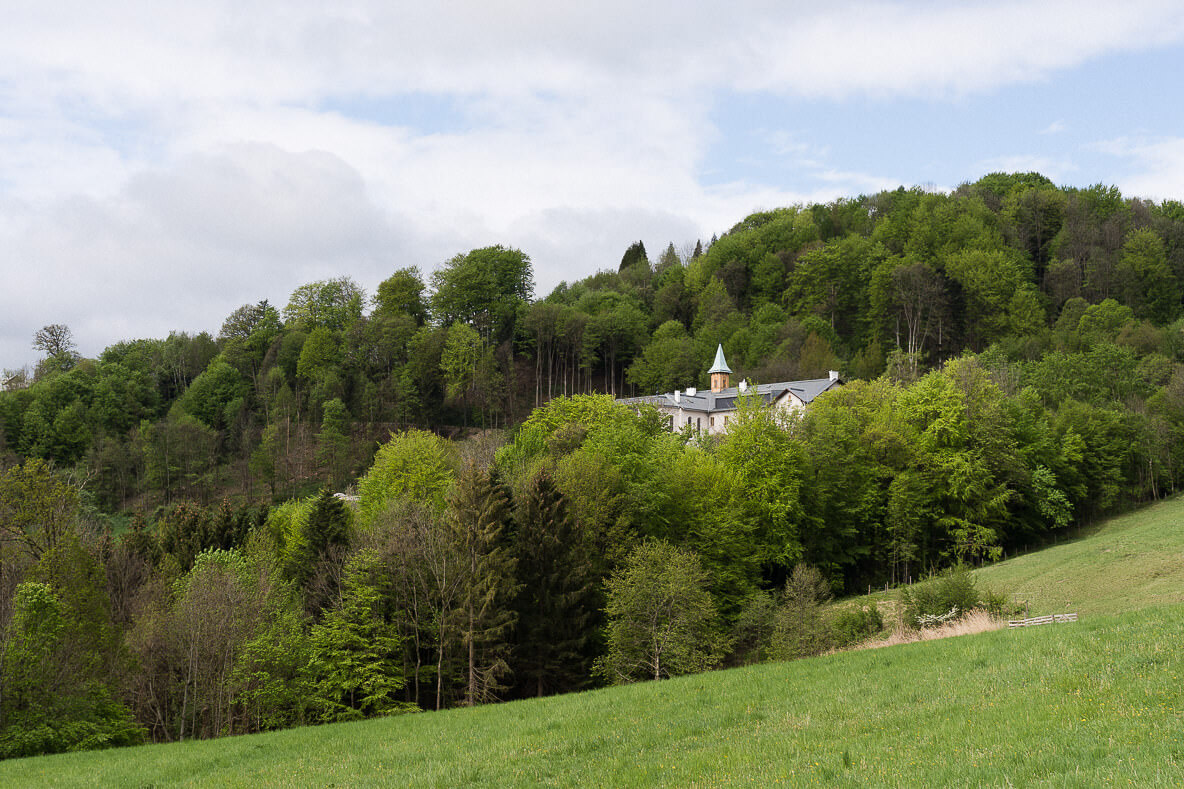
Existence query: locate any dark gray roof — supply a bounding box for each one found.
[618,376,841,414]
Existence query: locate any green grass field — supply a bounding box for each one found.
[6,496,1184,787]
[975,495,1184,617]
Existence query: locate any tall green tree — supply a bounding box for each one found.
[447,464,519,705]
[596,540,726,683]
[431,246,534,344]
[511,468,596,697]
[305,550,413,722]
[0,582,144,758]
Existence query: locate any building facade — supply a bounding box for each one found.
[618,344,841,435]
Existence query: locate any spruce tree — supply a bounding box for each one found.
[286,488,351,614]
[511,467,595,697]
[447,464,519,705]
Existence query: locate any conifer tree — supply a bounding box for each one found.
[305,550,412,722]
[447,464,519,705]
[511,467,595,697]
[286,488,351,615]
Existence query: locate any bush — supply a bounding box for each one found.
[900,565,1000,628]
[831,605,884,647]
[770,564,833,660]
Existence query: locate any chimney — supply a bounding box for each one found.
[674,390,681,404]
[829,370,840,381]
[686,387,697,397]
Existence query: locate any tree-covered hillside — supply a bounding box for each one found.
[4,172,1184,756]
[4,173,1184,511]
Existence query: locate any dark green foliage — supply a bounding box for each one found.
[154,500,265,571]
[618,240,648,272]
[770,564,833,660]
[511,468,596,697]
[0,582,145,758]
[431,246,533,344]
[448,464,519,705]
[729,590,775,666]
[11,176,1184,754]
[285,488,351,612]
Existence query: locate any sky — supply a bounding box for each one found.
[5,0,1184,371]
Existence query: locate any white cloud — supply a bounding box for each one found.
[1097,137,1184,201]
[4,1,1184,368]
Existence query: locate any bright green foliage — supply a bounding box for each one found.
[0,457,79,560]
[283,277,365,332]
[646,446,757,617]
[296,326,341,382]
[305,550,414,722]
[626,320,701,395]
[357,429,458,525]
[783,236,883,351]
[373,267,428,326]
[496,394,656,475]
[440,322,482,407]
[0,582,144,758]
[9,603,1184,786]
[597,541,725,683]
[942,248,1031,348]
[715,395,807,572]
[177,356,246,430]
[1118,228,1178,323]
[229,597,311,733]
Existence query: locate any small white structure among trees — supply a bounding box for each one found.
[618,344,841,435]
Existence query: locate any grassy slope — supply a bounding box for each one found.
[6,497,1184,787]
[974,495,1184,617]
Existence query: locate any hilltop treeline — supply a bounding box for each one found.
[4,172,1184,754]
[3,173,1184,510]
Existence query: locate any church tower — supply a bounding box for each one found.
[709,344,732,393]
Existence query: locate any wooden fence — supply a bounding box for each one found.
[1007,613,1078,628]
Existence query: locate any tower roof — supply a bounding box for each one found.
[708,344,732,375]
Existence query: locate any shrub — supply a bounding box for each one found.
[770,564,833,660]
[899,565,1005,628]
[831,605,884,647]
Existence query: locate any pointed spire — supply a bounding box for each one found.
[709,344,732,393]
[708,344,731,375]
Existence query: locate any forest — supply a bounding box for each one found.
[3,171,1184,756]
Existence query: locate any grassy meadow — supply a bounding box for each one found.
[975,494,1184,617]
[6,496,1184,787]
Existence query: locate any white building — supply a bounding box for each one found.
[618,344,841,435]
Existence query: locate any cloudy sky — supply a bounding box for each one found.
[5,1,1184,370]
